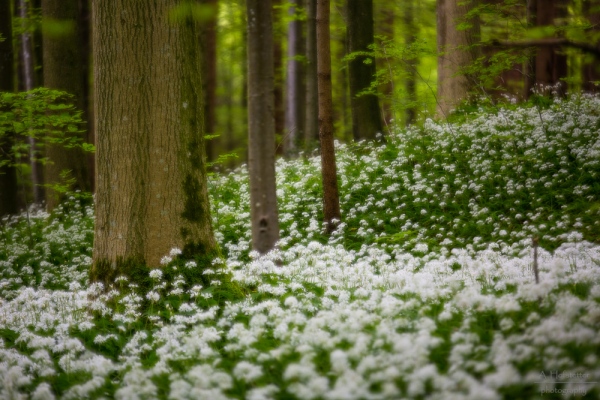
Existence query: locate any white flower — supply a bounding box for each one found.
[160,256,173,265]
[233,361,263,382]
[169,247,182,257]
[149,269,163,280]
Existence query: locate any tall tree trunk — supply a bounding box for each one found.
[284,0,305,157]
[304,0,319,150]
[42,0,90,211]
[0,0,18,218]
[18,0,45,205]
[582,0,600,93]
[91,0,218,274]
[317,0,341,234]
[347,0,383,141]
[376,0,396,126]
[199,0,218,163]
[523,0,537,99]
[247,0,280,254]
[534,0,567,95]
[403,0,418,125]
[272,0,285,155]
[436,0,480,117]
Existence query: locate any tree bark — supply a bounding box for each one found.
[284,0,305,157]
[347,0,383,141]
[0,0,18,218]
[317,0,341,234]
[247,0,280,254]
[436,0,480,117]
[534,0,567,95]
[91,0,218,273]
[42,0,91,210]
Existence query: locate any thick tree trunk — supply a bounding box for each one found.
[42,0,91,210]
[317,0,341,234]
[436,0,480,117]
[247,0,280,254]
[347,0,383,141]
[91,0,217,273]
[304,0,319,150]
[199,0,218,163]
[0,0,18,218]
[534,0,567,95]
[284,0,305,157]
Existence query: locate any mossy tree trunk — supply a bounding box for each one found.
[317,0,341,234]
[0,0,18,218]
[347,0,383,141]
[42,0,91,210]
[436,0,480,117]
[91,0,218,276]
[246,0,280,254]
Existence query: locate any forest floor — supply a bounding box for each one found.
[1,93,599,399]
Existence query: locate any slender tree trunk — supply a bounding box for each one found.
[317,0,341,234]
[304,0,319,150]
[376,0,395,126]
[284,0,305,157]
[436,0,480,117]
[18,0,45,205]
[582,0,600,93]
[272,0,285,155]
[199,0,218,163]
[42,0,90,210]
[347,0,383,141]
[91,0,218,274]
[0,0,18,218]
[332,0,351,141]
[403,0,418,125]
[534,0,567,95]
[247,0,280,254]
[523,0,537,99]
[78,0,94,192]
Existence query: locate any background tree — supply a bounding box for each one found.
[534,0,567,95]
[247,0,280,254]
[582,0,600,92]
[347,0,383,141]
[17,0,44,204]
[0,0,18,218]
[42,0,90,210]
[272,0,285,154]
[436,0,481,116]
[317,0,341,233]
[284,0,305,157]
[91,0,218,276]
[304,0,319,149]
[198,0,219,163]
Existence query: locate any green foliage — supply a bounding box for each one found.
[0,88,93,169]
